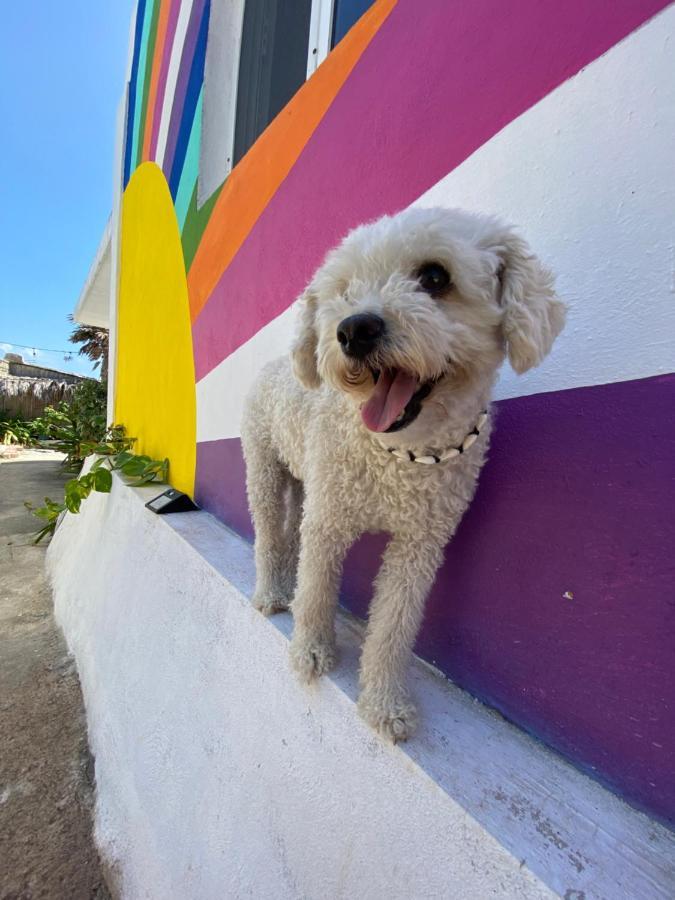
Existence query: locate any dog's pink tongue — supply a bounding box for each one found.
[361,369,419,432]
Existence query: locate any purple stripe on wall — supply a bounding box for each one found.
[195,373,675,826]
[192,0,670,380]
[196,437,251,540]
[162,0,206,180]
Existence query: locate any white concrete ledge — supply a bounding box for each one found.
[47,474,675,899]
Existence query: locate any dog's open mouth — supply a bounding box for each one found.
[361,368,434,433]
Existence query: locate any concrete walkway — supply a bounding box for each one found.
[0,450,110,899]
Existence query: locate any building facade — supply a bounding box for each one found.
[78,0,675,827]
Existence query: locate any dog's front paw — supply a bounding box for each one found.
[252,591,291,617]
[358,690,418,742]
[289,633,337,683]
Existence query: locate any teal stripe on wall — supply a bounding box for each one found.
[176,89,203,231]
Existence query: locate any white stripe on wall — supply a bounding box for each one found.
[155,0,195,169]
[197,305,297,442]
[415,4,675,403]
[196,5,675,444]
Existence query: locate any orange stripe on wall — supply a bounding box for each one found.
[187,0,397,322]
[142,0,172,161]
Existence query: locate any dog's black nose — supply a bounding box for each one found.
[336,314,385,358]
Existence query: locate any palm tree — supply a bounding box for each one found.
[67,315,109,381]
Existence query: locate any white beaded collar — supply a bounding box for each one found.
[386,410,488,465]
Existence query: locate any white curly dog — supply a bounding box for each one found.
[242,206,565,741]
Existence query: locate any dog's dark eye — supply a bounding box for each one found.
[416,262,451,296]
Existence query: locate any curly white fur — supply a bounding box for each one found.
[241,206,565,741]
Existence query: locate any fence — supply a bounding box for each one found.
[0,376,76,420]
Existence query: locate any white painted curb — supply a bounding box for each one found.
[47,474,675,899]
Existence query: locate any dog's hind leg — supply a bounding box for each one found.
[279,475,303,603]
[245,439,296,616]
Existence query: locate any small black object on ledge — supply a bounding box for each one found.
[145,489,199,515]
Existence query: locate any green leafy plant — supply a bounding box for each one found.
[0,415,43,447]
[26,497,70,544]
[40,378,108,468]
[79,424,135,459]
[26,424,169,543]
[91,451,169,485]
[1,419,30,446]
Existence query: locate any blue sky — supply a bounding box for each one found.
[0,2,135,377]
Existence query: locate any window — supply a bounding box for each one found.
[307,0,376,75]
[233,0,312,166]
[199,0,246,205]
[331,0,375,46]
[199,0,376,203]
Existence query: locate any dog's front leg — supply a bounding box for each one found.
[289,515,352,683]
[358,534,445,742]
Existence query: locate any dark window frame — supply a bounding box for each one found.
[233,0,312,166]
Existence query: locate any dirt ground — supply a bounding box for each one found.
[0,449,111,899]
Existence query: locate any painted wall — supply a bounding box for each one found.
[46,476,675,899]
[113,0,675,825]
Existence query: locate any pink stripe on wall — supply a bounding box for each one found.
[192,0,670,381]
[149,0,181,162]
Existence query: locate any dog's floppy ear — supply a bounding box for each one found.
[291,287,321,389]
[489,229,566,374]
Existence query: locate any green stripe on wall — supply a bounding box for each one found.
[182,179,223,274]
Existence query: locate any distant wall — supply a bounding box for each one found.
[5,364,82,384]
[0,355,84,385]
